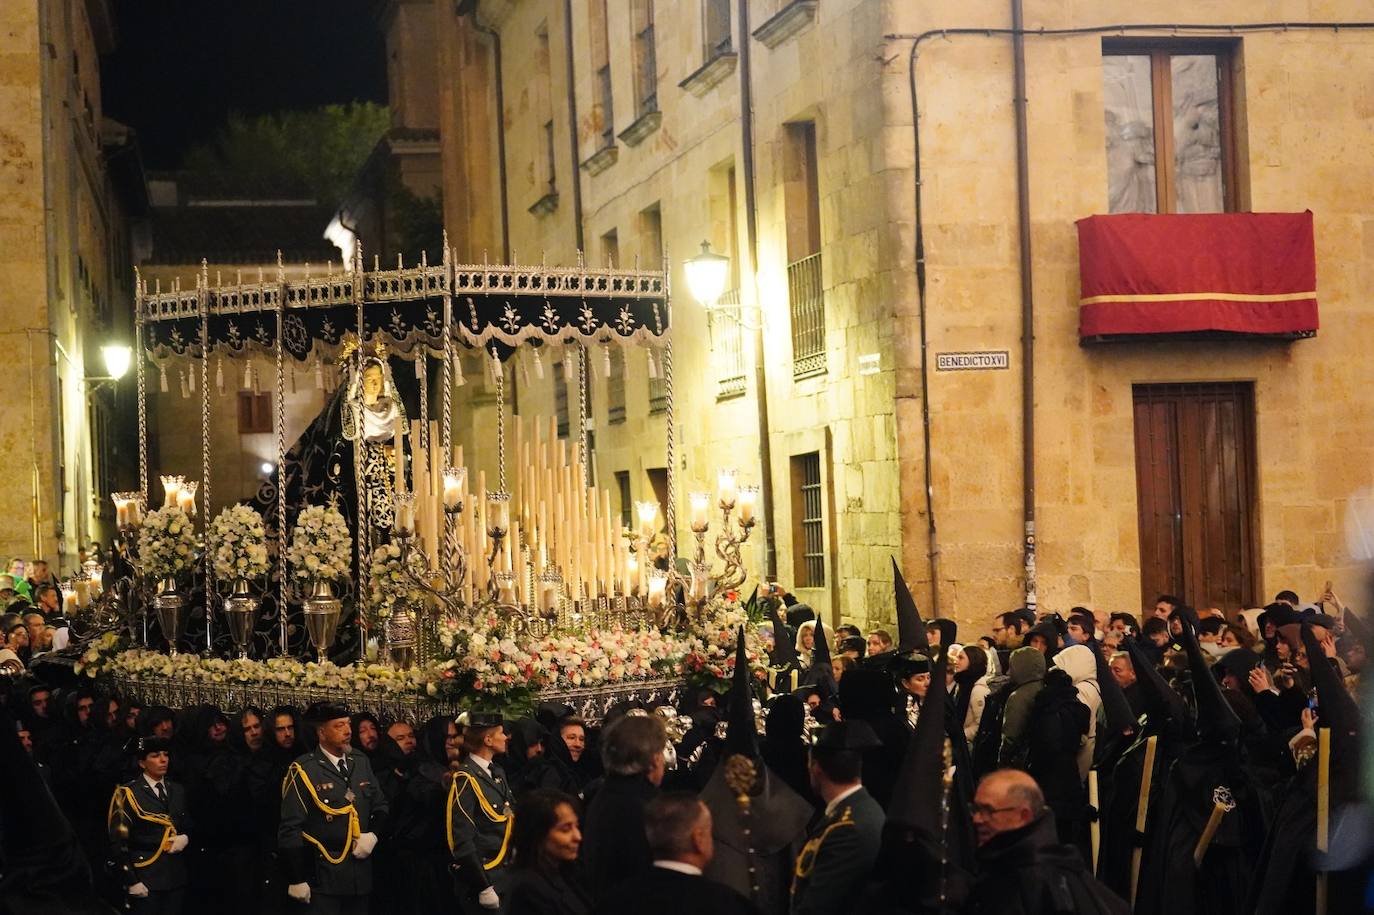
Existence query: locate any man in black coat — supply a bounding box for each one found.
[107,736,192,914]
[581,713,667,900]
[595,791,758,915]
[969,769,1128,914]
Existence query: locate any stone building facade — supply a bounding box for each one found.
[417,0,1374,633]
[0,0,144,572]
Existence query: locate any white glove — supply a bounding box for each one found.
[352,831,378,859]
[128,882,149,898]
[478,886,500,910]
[168,834,189,854]
[287,882,312,903]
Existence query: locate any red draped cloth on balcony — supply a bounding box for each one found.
[1076,211,1318,339]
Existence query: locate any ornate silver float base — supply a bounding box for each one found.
[106,674,685,725]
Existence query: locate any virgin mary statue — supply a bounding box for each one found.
[341,347,406,533]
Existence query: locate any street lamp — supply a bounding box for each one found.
[84,344,133,394]
[101,345,132,380]
[684,240,730,307]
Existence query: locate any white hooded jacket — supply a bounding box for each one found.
[1053,644,1102,778]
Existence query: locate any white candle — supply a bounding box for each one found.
[689,492,711,533]
[161,476,183,508]
[443,467,466,511]
[626,550,639,593]
[647,570,668,610]
[717,468,738,510]
[64,592,78,614]
[395,494,416,535]
[738,485,759,524]
[488,492,510,533]
[74,578,91,608]
[89,569,103,593]
[177,489,195,517]
[636,501,659,539]
[114,499,130,528]
[129,499,143,527]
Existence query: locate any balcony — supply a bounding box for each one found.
[787,253,826,378]
[712,287,746,399]
[1077,211,1318,342]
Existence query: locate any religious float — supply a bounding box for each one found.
[68,242,769,720]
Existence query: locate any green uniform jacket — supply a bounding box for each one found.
[278,747,388,897]
[790,786,884,915]
[107,776,192,892]
[446,755,514,894]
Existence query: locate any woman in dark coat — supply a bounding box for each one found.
[504,788,593,915]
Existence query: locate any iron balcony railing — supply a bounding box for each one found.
[788,252,825,377]
[713,286,746,399]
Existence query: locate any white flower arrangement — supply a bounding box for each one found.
[367,542,431,619]
[84,645,437,696]
[137,506,198,579]
[286,504,352,583]
[208,504,270,580]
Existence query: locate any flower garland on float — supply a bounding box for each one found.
[77,593,769,716]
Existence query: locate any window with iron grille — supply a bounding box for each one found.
[616,470,632,528]
[633,0,658,116]
[788,254,825,378]
[712,286,746,399]
[238,393,273,434]
[649,368,667,414]
[790,452,825,587]
[783,121,824,377]
[554,362,570,437]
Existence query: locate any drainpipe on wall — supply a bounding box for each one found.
[1011,0,1038,612]
[736,0,779,584]
[35,0,58,557]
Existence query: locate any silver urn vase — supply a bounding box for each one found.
[385,606,418,670]
[152,577,184,656]
[222,578,259,660]
[302,579,342,663]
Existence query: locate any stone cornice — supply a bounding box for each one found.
[678,50,738,98]
[617,110,662,148]
[752,0,818,50]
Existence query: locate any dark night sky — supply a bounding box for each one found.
[102,0,388,170]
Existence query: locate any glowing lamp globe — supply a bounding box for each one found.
[684,240,730,306]
[101,344,132,381]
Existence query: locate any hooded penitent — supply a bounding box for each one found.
[0,706,110,914]
[1246,622,1365,915]
[875,631,974,912]
[892,558,930,654]
[701,627,812,914]
[1136,611,1261,915]
[806,617,838,700]
[767,596,800,670]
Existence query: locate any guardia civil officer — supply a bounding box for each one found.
[107,736,192,914]
[789,720,885,915]
[447,711,516,913]
[278,702,388,914]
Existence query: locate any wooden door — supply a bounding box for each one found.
[1132,383,1257,611]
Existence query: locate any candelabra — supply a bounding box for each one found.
[674,469,757,624]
